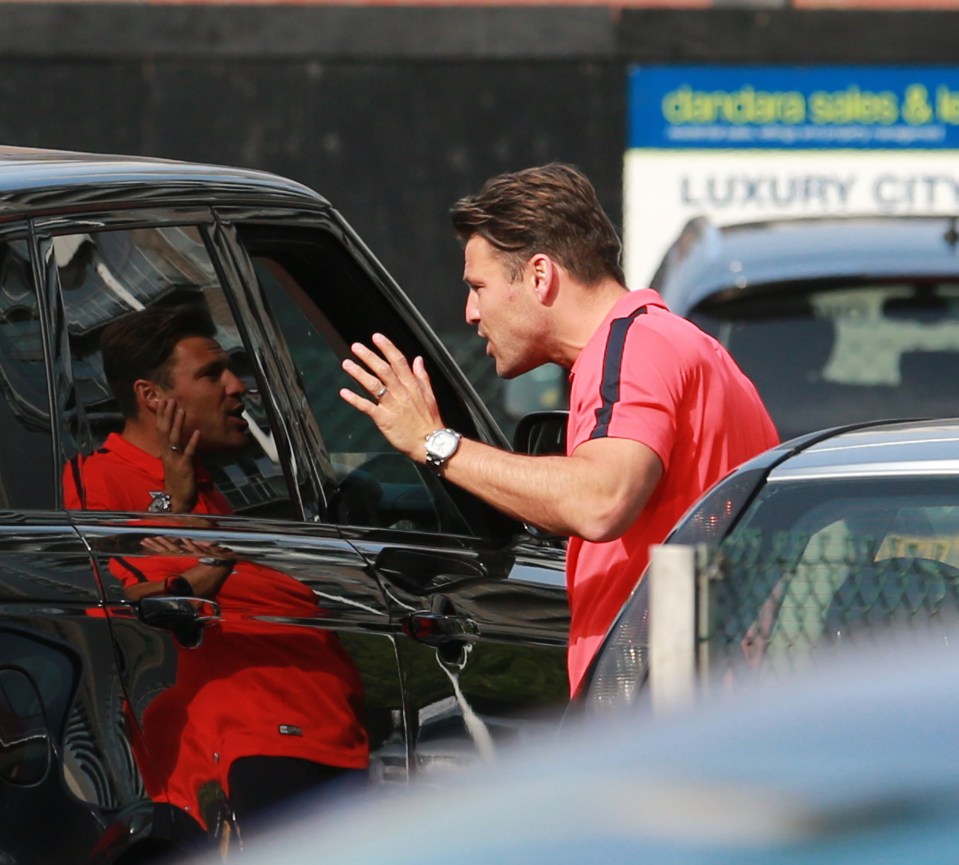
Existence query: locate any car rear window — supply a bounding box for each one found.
[692,282,959,441]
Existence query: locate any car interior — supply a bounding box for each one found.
[717,479,959,677]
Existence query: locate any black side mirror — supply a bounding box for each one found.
[513,411,568,456]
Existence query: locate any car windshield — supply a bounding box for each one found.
[691,282,959,441]
[710,475,959,680]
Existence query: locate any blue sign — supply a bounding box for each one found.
[628,66,959,150]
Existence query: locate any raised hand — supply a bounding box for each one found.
[155,398,201,512]
[339,333,444,462]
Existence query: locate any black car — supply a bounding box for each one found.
[0,146,569,863]
[651,214,959,441]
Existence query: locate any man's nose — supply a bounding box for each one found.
[226,371,247,396]
[465,289,479,325]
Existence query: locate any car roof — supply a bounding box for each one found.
[768,417,959,482]
[0,145,327,217]
[652,214,959,314]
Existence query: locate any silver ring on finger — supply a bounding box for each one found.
[170,443,182,453]
[374,385,388,400]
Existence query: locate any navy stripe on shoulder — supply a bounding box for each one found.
[590,305,647,439]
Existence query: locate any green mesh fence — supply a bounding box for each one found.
[699,530,959,682]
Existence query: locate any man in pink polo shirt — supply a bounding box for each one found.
[340,163,778,696]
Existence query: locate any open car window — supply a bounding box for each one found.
[233,221,503,538]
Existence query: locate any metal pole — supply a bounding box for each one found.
[649,543,697,713]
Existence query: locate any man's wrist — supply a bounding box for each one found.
[163,574,193,596]
[170,489,200,513]
[424,428,462,474]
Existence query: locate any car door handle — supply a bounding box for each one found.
[137,596,221,647]
[404,612,479,646]
[374,546,489,594]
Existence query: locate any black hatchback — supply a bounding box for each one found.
[0,146,569,863]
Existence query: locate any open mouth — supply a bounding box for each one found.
[229,406,249,429]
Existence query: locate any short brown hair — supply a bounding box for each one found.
[101,304,216,418]
[450,163,625,286]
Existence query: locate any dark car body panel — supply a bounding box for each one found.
[0,146,569,863]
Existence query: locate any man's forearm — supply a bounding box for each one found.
[438,436,663,542]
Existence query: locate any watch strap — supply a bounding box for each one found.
[198,556,235,569]
[163,574,193,596]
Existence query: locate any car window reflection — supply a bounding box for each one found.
[95,531,370,837]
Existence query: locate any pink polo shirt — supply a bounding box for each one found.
[565,289,778,695]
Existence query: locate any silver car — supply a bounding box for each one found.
[233,630,959,865]
[582,417,959,712]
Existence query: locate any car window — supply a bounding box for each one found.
[713,476,959,676]
[691,282,959,442]
[54,225,298,519]
[0,237,55,509]
[233,222,497,537]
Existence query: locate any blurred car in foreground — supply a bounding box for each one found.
[652,215,959,441]
[230,632,959,865]
[583,417,959,712]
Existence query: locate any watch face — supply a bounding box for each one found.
[429,430,459,459]
[148,492,173,513]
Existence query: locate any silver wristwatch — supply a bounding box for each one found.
[424,428,461,473]
[199,556,235,569]
[147,491,173,513]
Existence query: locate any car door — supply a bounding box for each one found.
[44,213,408,845]
[216,210,571,776]
[0,226,169,864]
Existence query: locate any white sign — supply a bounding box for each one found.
[624,150,959,288]
[625,65,959,290]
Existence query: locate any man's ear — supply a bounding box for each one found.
[132,379,161,414]
[528,253,557,305]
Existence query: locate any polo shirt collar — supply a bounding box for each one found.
[101,432,214,485]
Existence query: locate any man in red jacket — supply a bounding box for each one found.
[64,303,368,836]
